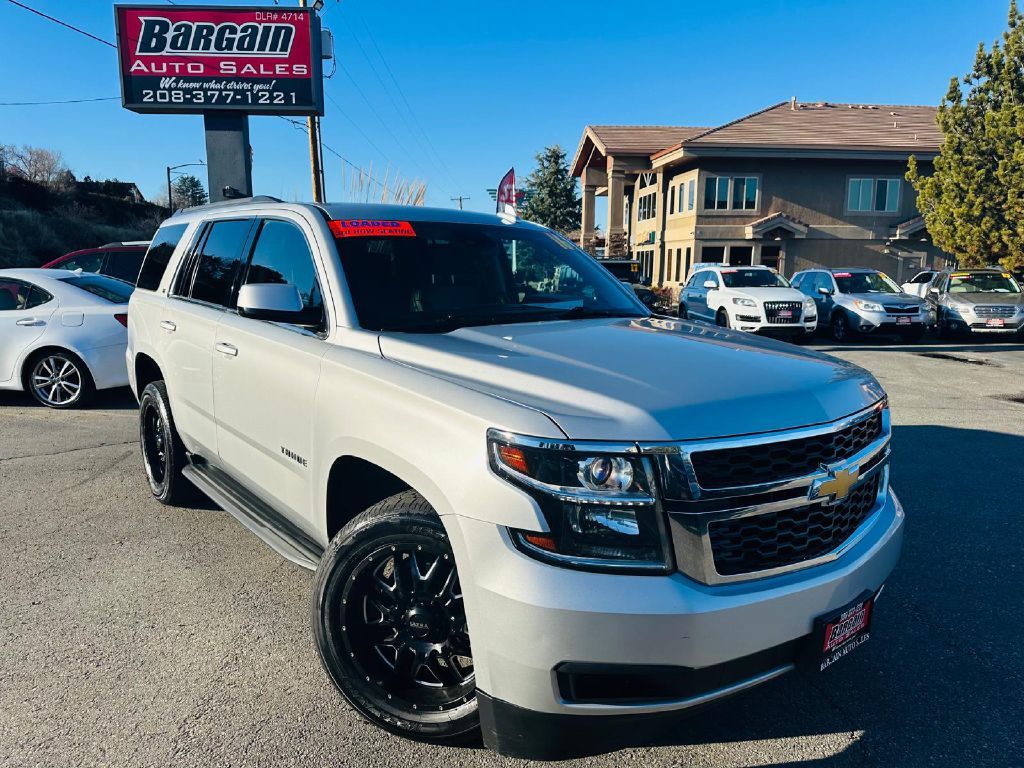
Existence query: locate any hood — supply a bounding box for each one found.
[947,292,1024,306]
[732,287,806,304]
[379,318,885,442]
[843,292,924,307]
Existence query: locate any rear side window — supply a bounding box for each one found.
[189,219,253,306]
[137,224,188,291]
[104,250,146,284]
[58,274,134,304]
[0,278,32,310]
[57,252,105,273]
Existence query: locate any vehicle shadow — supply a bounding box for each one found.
[0,386,137,411]
[812,336,1024,354]
[624,425,1024,766]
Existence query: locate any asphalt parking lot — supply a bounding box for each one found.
[1,337,1022,768]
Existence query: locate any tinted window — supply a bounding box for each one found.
[58,274,134,304]
[909,271,934,284]
[720,268,789,288]
[104,250,146,284]
[190,219,252,306]
[0,278,32,310]
[26,285,54,309]
[137,224,188,291]
[834,271,900,294]
[58,252,105,273]
[243,220,325,326]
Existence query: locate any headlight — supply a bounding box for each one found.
[804,297,817,312]
[945,303,966,317]
[854,299,885,312]
[732,297,757,308]
[488,430,672,573]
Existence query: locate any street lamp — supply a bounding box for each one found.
[166,161,206,214]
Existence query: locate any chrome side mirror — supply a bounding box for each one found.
[237,283,304,322]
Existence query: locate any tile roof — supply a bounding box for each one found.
[653,102,941,157]
[587,125,710,155]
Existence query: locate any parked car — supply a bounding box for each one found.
[0,268,133,408]
[927,268,1024,338]
[792,268,930,343]
[43,241,150,285]
[678,263,817,337]
[128,199,902,759]
[900,269,939,298]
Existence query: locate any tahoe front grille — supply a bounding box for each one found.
[707,473,881,576]
[689,412,882,490]
[763,301,802,324]
[973,305,1015,317]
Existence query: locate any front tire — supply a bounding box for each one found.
[139,381,194,505]
[830,312,851,343]
[25,350,93,409]
[715,308,730,328]
[312,491,478,745]
[678,302,688,320]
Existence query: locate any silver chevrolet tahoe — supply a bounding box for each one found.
[127,198,904,759]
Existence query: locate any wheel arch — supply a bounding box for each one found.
[19,344,94,391]
[134,352,163,397]
[325,454,417,540]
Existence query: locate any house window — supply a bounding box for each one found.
[732,177,758,210]
[684,246,692,278]
[669,185,676,215]
[704,176,757,211]
[687,179,695,210]
[675,249,682,281]
[638,192,657,222]
[848,178,900,213]
[702,245,726,262]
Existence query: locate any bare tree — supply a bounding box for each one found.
[2,145,70,189]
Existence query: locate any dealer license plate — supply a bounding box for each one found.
[806,592,875,672]
[897,316,912,325]
[778,309,793,318]
[987,318,1005,327]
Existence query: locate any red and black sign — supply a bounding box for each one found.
[114,5,323,115]
[329,220,418,239]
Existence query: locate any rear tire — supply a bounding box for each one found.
[312,490,479,746]
[24,350,93,409]
[139,381,194,506]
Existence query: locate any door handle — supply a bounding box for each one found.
[215,342,238,357]
[16,318,43,326]
[159,320,177,332]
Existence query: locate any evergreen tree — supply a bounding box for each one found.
[909,1,1024,271]
[520,145,581,233]
[172,174,208,209]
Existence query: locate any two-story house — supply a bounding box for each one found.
[571,99,949,288]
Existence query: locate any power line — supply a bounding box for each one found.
[0,96,120,106]
[5,0,116,48]
[279,117,394,193]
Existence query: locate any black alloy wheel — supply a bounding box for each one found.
[312,491,479,744]
[138,381,193,505]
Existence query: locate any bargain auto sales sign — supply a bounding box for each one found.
[114,5,323,115]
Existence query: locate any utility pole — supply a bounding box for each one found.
[451,195,470,210]
[300,0,325,202]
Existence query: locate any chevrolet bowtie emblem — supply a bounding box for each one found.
[811,465,860,504]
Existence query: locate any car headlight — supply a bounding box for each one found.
[854,299,885,312]
[732,297,757,308]
[804,297,817,313]
[945,304,966,317]
[488,430,672,573]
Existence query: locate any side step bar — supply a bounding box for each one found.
[183,462,323,571]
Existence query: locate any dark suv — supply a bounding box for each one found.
[43,241,150,285]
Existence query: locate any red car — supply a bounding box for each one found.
[42,241,150,285]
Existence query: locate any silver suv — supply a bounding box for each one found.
[793,267,930,343]
[127,198,904,759]
[927,268,1024,338]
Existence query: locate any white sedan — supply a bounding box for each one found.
[0,268,133,408]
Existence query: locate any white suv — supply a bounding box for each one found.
[679,263,817,337]
[127,199,902,759]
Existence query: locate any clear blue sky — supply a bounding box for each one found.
[0,0,1011,212]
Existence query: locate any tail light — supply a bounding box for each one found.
[114,313,129,328]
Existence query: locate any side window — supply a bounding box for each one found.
[58,252,104,273]
[0,278,31,310]
[791,273,804,290]
[138,223,189,291]
[909,271,932,284]
[25,284,54,309]
[104,251,145,285]
[704,271,719,288]
[242,219,326,327]
[189,219,254,306]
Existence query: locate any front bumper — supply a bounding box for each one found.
[449,489,904,757]
[732,311,817,334]
[849,308,930,334]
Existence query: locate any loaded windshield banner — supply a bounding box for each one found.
[115,5,323,115]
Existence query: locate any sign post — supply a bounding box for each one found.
[114,4,324,202]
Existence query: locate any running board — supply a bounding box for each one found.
[183,462,323,571]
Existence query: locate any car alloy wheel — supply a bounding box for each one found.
[716,309,730,328]
[141,398,169,491]
[340,541,474,715]
[831,313,849,342]
[30,354,83,407]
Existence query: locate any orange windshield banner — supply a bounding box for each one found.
[329,219,417,238]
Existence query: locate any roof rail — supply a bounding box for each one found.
[171,195,283,216]
[99,240,150,248]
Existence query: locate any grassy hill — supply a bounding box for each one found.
[0,175,165,268]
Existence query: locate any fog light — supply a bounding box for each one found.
[572,507,640,537]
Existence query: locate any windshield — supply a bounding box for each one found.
[58,274,134,304]
[720,268,789,288]
[834,271,900,295]
[948,272,1021,294]
[335,221,648,332]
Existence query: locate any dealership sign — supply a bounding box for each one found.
[114,5,323,115]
